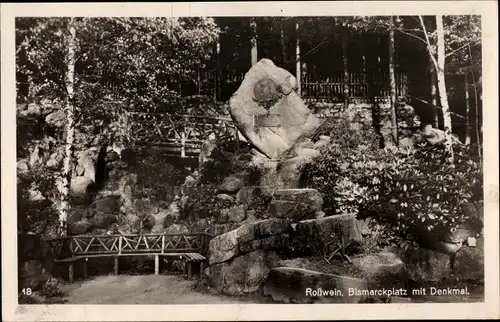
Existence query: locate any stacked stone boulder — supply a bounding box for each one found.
[206,219,291,295]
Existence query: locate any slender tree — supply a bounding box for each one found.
[59,18,77,236]
[430,60,439,128]
[250,18,258,66]
[280,20,287,67]
[468,44,482,161]
[388,16,398,146]
[420,15,454,161]
[464,71,471,145]
[295,19,301,95]
[341,28,349,110]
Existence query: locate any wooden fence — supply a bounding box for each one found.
[46,233,213,259]
[125,112,238,158]
[301,71,407,102]
[101,70,407,103]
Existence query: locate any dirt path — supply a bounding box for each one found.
[60,274,484,304]
[61,275,271,304]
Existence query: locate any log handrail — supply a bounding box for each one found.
[45,233,213,259]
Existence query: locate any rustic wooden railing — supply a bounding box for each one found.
[46,233,213,260]
[125,113,238,158]
[301,71,407,102]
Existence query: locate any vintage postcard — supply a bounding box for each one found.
[1,1,499,321]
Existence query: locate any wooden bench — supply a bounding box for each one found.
[163,252,207,279]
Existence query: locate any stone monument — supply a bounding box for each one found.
[229,58,329,195]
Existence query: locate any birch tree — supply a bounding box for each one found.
[295,19,301,95]
[388,17,398,146]
[419,15,454,161]
[58,18,77,236]
[249,18,258,66]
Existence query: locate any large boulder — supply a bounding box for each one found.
[19,260,52,291]
[18,234,55,281]
[452,246,484,281]
[208,218,293,265]
[75,151,96,182]
[295,214,363,246]
[268,188,323,221]
[162,201,182,228]
[403,247,451,282]
[222,205,247,223]
[191,218,210,233]
[254,154,321,192]
[70,176,95,199]
[235,186,258,204]
[45,110,65,128]
[17,159,29,173]
[92,195,121,214]
[164,223,189,234]
[218,176,244,193]
[263,267,368,303]
[67,219,93,235]
[68,208,84,224]
[274,155,317,189]
[207,249,280,296]
[229,58,322,159]
[91,213,117,229]
[198,133,218,167]
[207,223,239,237]
[352,252,407,292]
[125,214,141,233]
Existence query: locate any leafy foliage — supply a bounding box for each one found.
[17,170,60,237]
[133,152,189,202]
[180,183,231,223]
[303,116,483,243]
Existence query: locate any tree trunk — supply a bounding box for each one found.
[280,21,287,67]
[468,44,481,162]
[214,35,220,100]
[464,72,471,145]
[430,58,439,128]
[388,18,398,146]
[295,19,301,95]
[250,18,258,66]
[342,29,349,110]
[434,15,454,161]
[59,19,77,236]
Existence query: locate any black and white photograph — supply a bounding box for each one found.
[2,2,499,321]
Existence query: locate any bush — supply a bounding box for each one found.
[302,117,483,243]
[17,170,60,237]
[133,152,189,201]
[354,219,418,254]
[179,183,232,223]
[198,139,253,185]
[40,278,63,297]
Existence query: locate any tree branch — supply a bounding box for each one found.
[445,39,481,58]
[285,37,330,64]
[419,16,440,72]
[394,27,429,46]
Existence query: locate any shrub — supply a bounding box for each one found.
[133,152,189,201]
[179,183,233,223]
[366,142,483,238]
[198,138,253,185]
[40,278,63,297]
[354,219,418,254]
[302,116,483,243]
[17,170,60,237]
